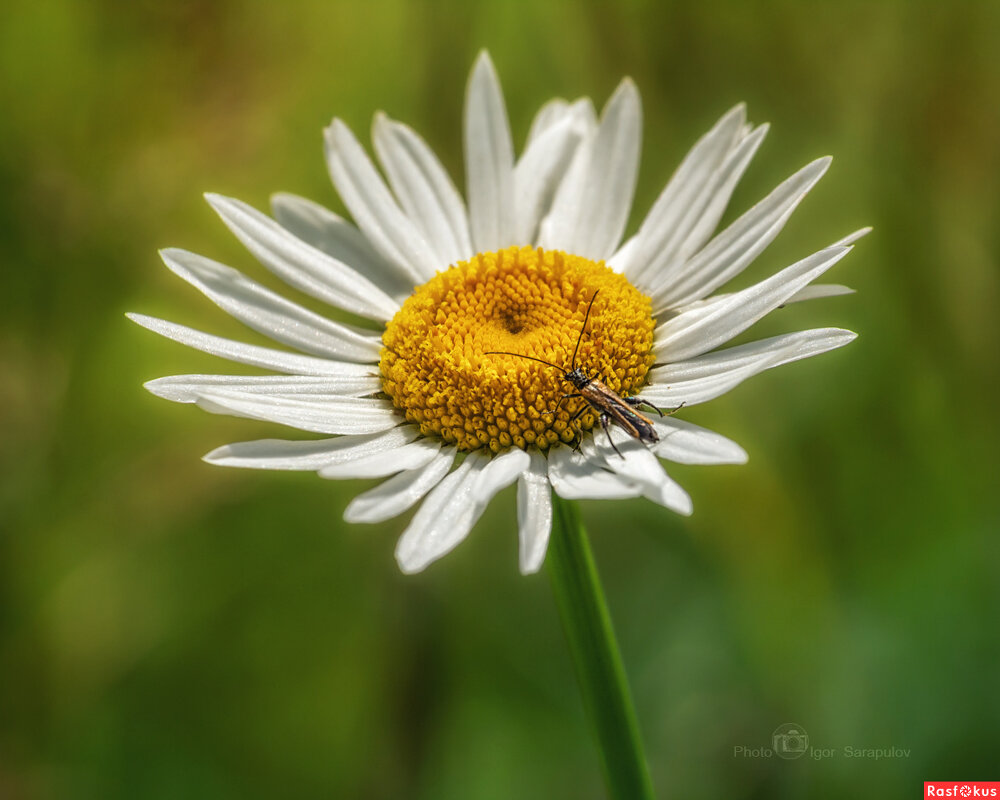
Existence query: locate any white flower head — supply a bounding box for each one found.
[131,52,864,575]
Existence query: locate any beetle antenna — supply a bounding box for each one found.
[484,351,565,373]
[571,290,598,369]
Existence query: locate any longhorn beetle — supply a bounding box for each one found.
[485,291,682,458]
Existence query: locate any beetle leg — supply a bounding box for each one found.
[663,400,686,417]
[625,397,685,418]
[559,392,585,408]
[563,402,593,455]
[600,413,625,459]
[542,392,585,419]
[624,395,657,414]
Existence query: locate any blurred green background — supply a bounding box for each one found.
[2,1,998,798]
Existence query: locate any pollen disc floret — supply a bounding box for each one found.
[380,245,655,453]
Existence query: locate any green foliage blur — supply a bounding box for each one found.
[2,1,998,798]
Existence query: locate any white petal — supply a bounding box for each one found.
[654,245,851,362]
[832,226,873,247]
[517,450,552,575]
[648,417,747,465]
[195,390,399,435]
[323,119,439,284]
[203,427,420,470]
[372,112,473,266]
[514,114,585,244]
[784,283,855,304]
[640,352,785,407]
[547,444,643,500]
[538,78,642,259]
[127,314,360,376]
[344,447,456,524]
[469,447,531,502]
[270,192,413,300]
[145,372,381,403]
[526,98,569,145]
[568,97,599,131]
[624,105,758,282]
[464,51,516,252]
[660,225,863,315]
[205,194,399,322]
[394,453,481,572]
[649,157,831,310]
[590,431,692,514]
[642,328,857,406]
[606,233,638,273]
[159,248,382,362]
[395,448,528,573]
[319,439,441,479]
[536,138,590,252]
[524,98,594,145]
[668,124,769,267]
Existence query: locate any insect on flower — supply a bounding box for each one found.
[130,49,863,573]
[486,291,681,458]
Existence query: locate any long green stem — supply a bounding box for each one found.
[546,494,656,800]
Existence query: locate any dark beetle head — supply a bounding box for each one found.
[563,367,591,389]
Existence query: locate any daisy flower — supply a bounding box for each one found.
[130,52,864,575]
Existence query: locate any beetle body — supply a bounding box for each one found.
[569,370,660,446]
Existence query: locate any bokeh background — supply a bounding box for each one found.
[2,1,998,798]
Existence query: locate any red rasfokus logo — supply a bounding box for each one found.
[925,783,1000,797]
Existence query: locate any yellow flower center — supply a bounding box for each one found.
[380,246,655,452]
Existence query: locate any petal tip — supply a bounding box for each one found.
[323,117,350,144]
[202,444,232,464]
[518,558,545,576]
[469,51,499,87]
[142,377,180,401]
[673,494,695,516]
[724,102,747,124]
[269,191,294,210]
[835,226,873,247]
[609,76,641,107]
[394,550,426,575]
[473,49,494,70]
[203,191,227,209]
[158,246,184,267]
